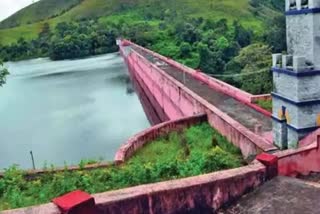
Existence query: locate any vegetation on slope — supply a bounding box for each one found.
[0,0,84,29]
[0,123,243,210]
[0,0,286,94]
[256,99,273,112]
[0,0,275,45]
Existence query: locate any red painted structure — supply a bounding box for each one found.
[115,114,207,163]
[276,137,320,176]
[120,40,320,177]
[3,161,267,214]
[4,40,320,213]
[120,40,276,158]
[124,40,272,117]
[52,190,96,214]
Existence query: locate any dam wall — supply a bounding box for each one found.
[124,40,272,117]
[120,41,276,158]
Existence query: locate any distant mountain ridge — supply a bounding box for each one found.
[0,0,83,29]
[0,0,283,45]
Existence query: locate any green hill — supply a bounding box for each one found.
[0,0,83,29]
[0,0,285,95]
[0,0,280,45]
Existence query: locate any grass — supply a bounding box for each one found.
[0,0,268,45]
[256,99,272,112]
[0,23,43,45]
[0,0,82,29]
[0,123,243,211]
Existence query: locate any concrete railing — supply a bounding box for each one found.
[0,162,114,179]
[125,44,276,158]
[194,72,272,117]
[251,94,272,103]
[299,128,320,147]
[114,114,207,163]
[3,161,266,214]
[276,136,320,176]
[124,40,272,117]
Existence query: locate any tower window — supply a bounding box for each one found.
[302,0,309,8]
[289,0,297,9]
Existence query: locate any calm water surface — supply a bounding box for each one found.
[0,53,150,169]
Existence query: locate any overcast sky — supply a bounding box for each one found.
[0,0,39,21]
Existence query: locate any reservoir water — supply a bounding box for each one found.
[0,53,150,170]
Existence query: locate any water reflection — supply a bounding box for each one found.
[0,53,150,169]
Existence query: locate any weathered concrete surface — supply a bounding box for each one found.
[276,140,320,176]
[132,45,272,134]
[219,176,320,214]
[272,3,320,148]
[299,172,320,184]
[287,13,320,69]
[300,127,320,147]
[94,161,266,214]
[2,204,60,214]
[273,119,288,149]
[122,43,276,158]
[128,58,164,125]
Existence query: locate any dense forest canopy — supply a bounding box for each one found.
[0,0,286,94]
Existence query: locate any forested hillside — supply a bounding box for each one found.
[0,0,286,94]
[0,0,280,45]
[0,0,84,29]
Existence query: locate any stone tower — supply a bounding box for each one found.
[272,0,320,149]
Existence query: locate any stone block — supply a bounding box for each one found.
[272,54,282,67]
[273,120,288,150]
[287,0,297,11]
[288,128,300,148]
[297,0,302,10]
[52,190,96,214]
[309,0,320,8]
[293,56,307,72]
[282,55,293,69]
[256,153,278,180]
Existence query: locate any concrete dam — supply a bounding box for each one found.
[119,39,277,159]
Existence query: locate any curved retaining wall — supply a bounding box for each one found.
[115,114,207,163]
[122,42,276,159]
[0,115,207,179]
[3,161,267,214]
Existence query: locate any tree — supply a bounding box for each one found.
[39,22,51,39]
[198,43,225,74]
[180,42,192,57]
[176,23,201,44]
[229,43,273,94]
[264,15,286,53]
[233,21,252,48]
[0,61,9,86]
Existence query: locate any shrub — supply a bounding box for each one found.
[0,123,243,210]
